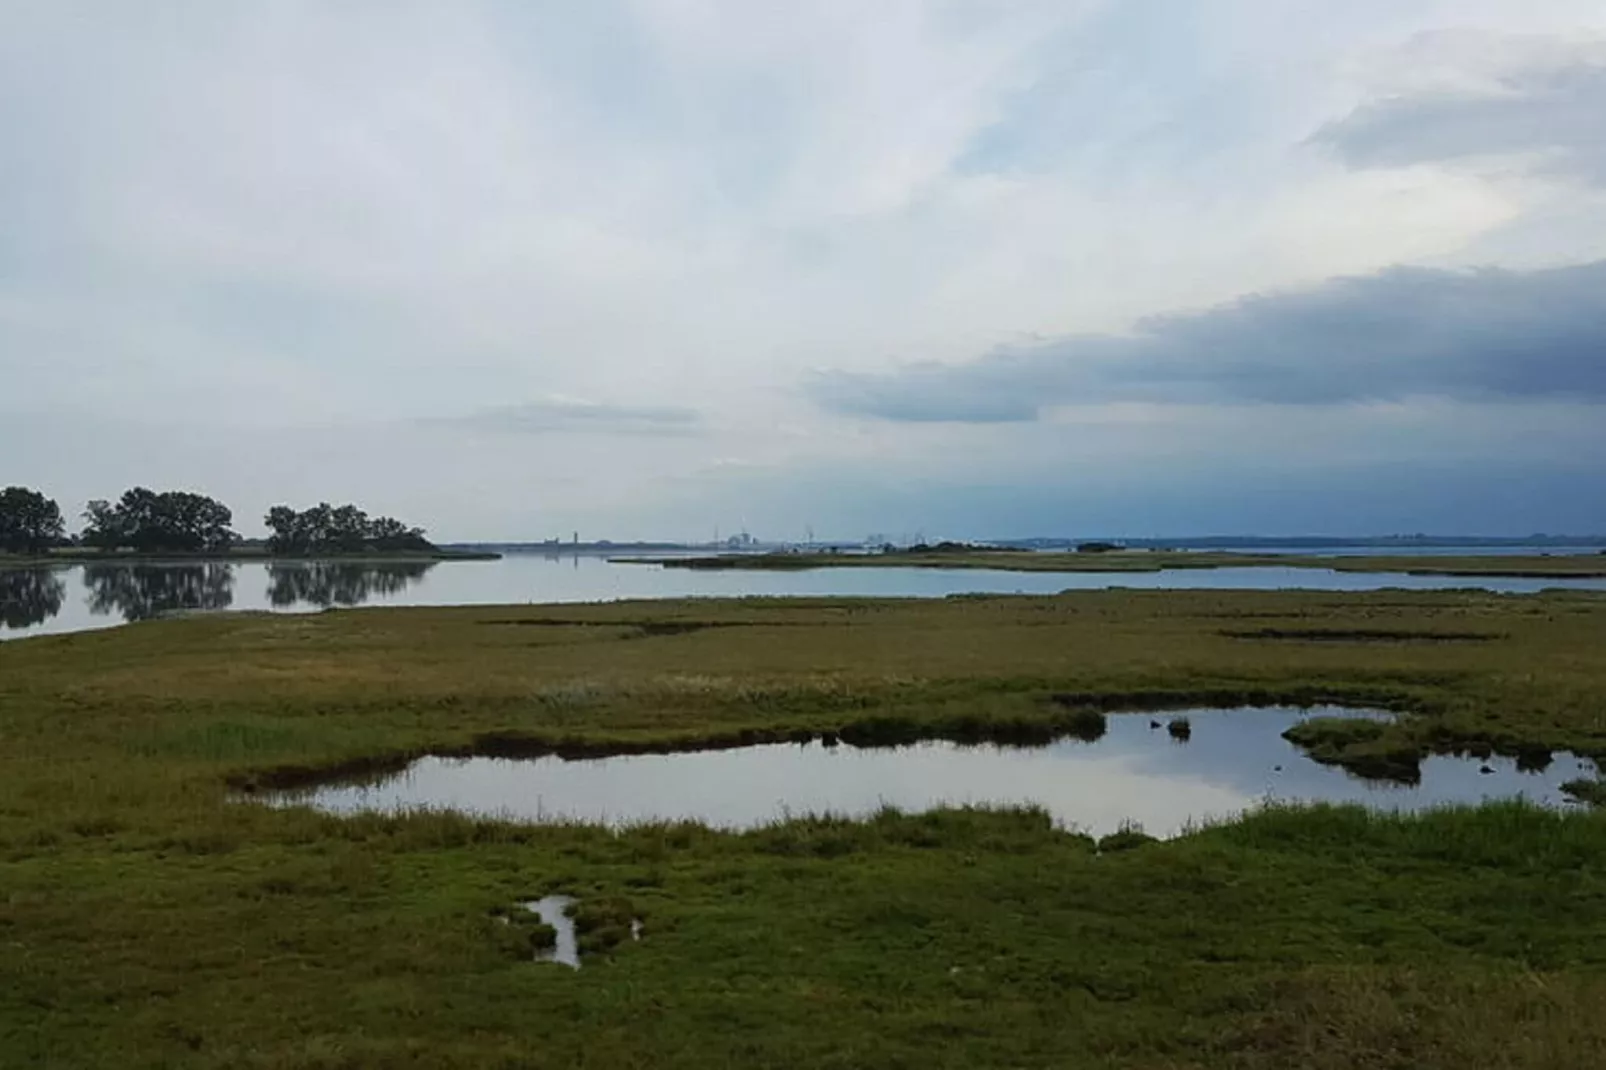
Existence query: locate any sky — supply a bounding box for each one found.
[3,1,1605,541]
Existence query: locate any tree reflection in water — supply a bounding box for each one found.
[0,569,67,630]
[265,561,436,609]
[83,564,236,622]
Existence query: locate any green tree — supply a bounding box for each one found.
[80,499,124,550]
[264,506,307,554]
[0,486,66,554]
[263,503,435,555]
[366,515,432,552]
[80,488,236,553]
[327,504,370,553]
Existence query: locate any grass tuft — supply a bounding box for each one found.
[1562,777,1606,807]
[1097,825,1157,852]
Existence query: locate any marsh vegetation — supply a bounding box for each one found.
[4,589,1606,1066]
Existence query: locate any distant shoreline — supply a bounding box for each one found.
[614,548,1606,579]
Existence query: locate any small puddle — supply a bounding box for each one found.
[524,895,579,968]
[518,895,642,969]
[260,706,1598,839]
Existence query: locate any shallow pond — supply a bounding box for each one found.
[6,553,1606,640]
[262,707,1597,839]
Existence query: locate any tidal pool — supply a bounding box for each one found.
[263,707,1596,839]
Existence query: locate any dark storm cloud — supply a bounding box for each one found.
[808,259,1606,423]
[1315,55,1606,184]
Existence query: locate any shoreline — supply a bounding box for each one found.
[615,548,1606,579]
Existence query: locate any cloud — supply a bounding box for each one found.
[807,259,1606,422]
[3,6,1606,536]
[430,398,703,436]
[1317,34,1606,184]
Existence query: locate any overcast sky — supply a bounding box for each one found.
[3,1,1604,540]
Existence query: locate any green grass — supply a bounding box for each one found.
[4,590,1606,1066]
[1563,778,1606,807]
[631,548,1606,577]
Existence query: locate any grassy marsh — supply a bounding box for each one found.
[4,589,1606,1066]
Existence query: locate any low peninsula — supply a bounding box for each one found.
[618,545,1606,579]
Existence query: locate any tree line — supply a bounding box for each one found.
[264,504,433,554]
[0,485,437,556]
[0,487,65,554]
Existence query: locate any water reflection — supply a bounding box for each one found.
[83,563,236,622]
[0,562,450,633]
[265,561,436,609]
[266,707,1599,839]
[0,569,66,629]
[6,553,1606,641]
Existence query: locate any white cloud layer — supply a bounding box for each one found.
[2,1,1605,538]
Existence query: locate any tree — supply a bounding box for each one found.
[327,504,370,553]
[80,488,237,553]
[80,499,125,550]
[0,486,66,554]
[263,503,435,555]
[264,506,307,555]
[366,514,432,552]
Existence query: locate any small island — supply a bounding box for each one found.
[0,485,499,565]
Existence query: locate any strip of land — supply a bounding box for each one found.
[3,589,1605,1067]
[619,547,1606,577]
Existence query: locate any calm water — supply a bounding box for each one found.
[4,552,1605,641]
[1199,545,1606,557]
[524,896,581,969]
[519,895,641,969]
[261,707,1597,839]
